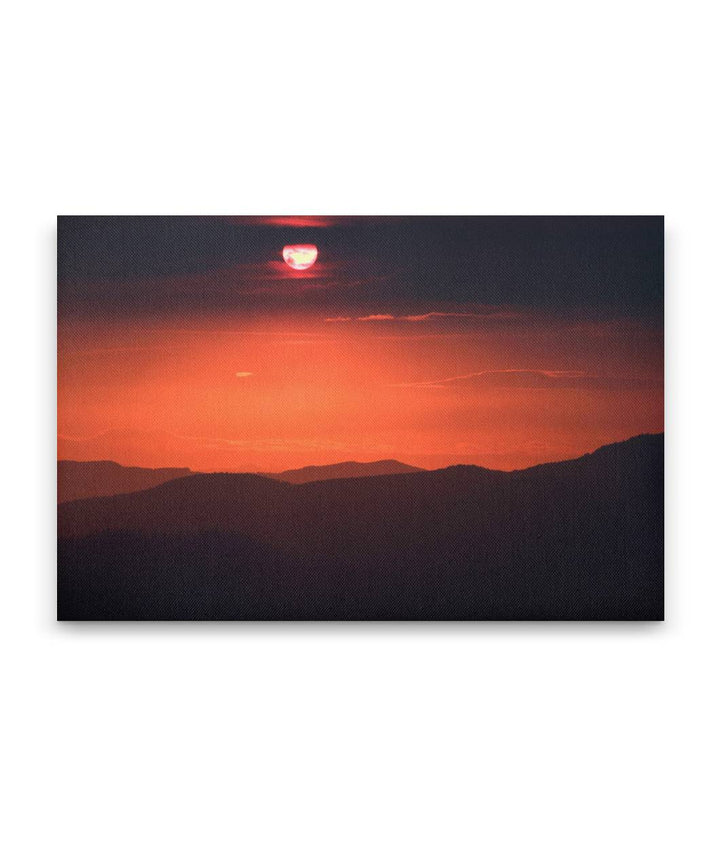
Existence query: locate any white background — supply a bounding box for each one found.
[2,2,718,854]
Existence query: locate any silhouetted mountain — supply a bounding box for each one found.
[265,459,424,484]
[58,434,663,620]
[58,460,192,503]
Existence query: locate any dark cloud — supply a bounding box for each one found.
[58,216,663,320]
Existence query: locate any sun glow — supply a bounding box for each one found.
[57,312,664,473]
[283,244,318,271]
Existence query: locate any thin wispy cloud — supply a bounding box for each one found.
[401,311,519,322]
[325,311,519,323]
[227,216,344,228]
[235,372,254,378]
[391,369,656,390]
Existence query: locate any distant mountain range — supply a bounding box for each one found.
[58,460,193,503]
[57,458,424,501]
[58,434,664,620]
[264,459,424,484]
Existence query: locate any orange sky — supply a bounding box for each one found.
[58,311,663,472]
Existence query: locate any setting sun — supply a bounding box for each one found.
[282,244,318,270]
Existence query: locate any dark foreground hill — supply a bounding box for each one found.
[57,434,663,620]
[58,460,192,503]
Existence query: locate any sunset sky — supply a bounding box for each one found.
[58,216,663,471]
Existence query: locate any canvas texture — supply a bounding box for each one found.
[57,216,664,620]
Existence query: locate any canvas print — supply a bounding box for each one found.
[57,216,664,620]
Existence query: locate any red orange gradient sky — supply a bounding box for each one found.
[58,217,664,472]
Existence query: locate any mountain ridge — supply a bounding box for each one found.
[58,432,663,502]
[58,433,663,619]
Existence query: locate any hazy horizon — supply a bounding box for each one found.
[57,429,664,475]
